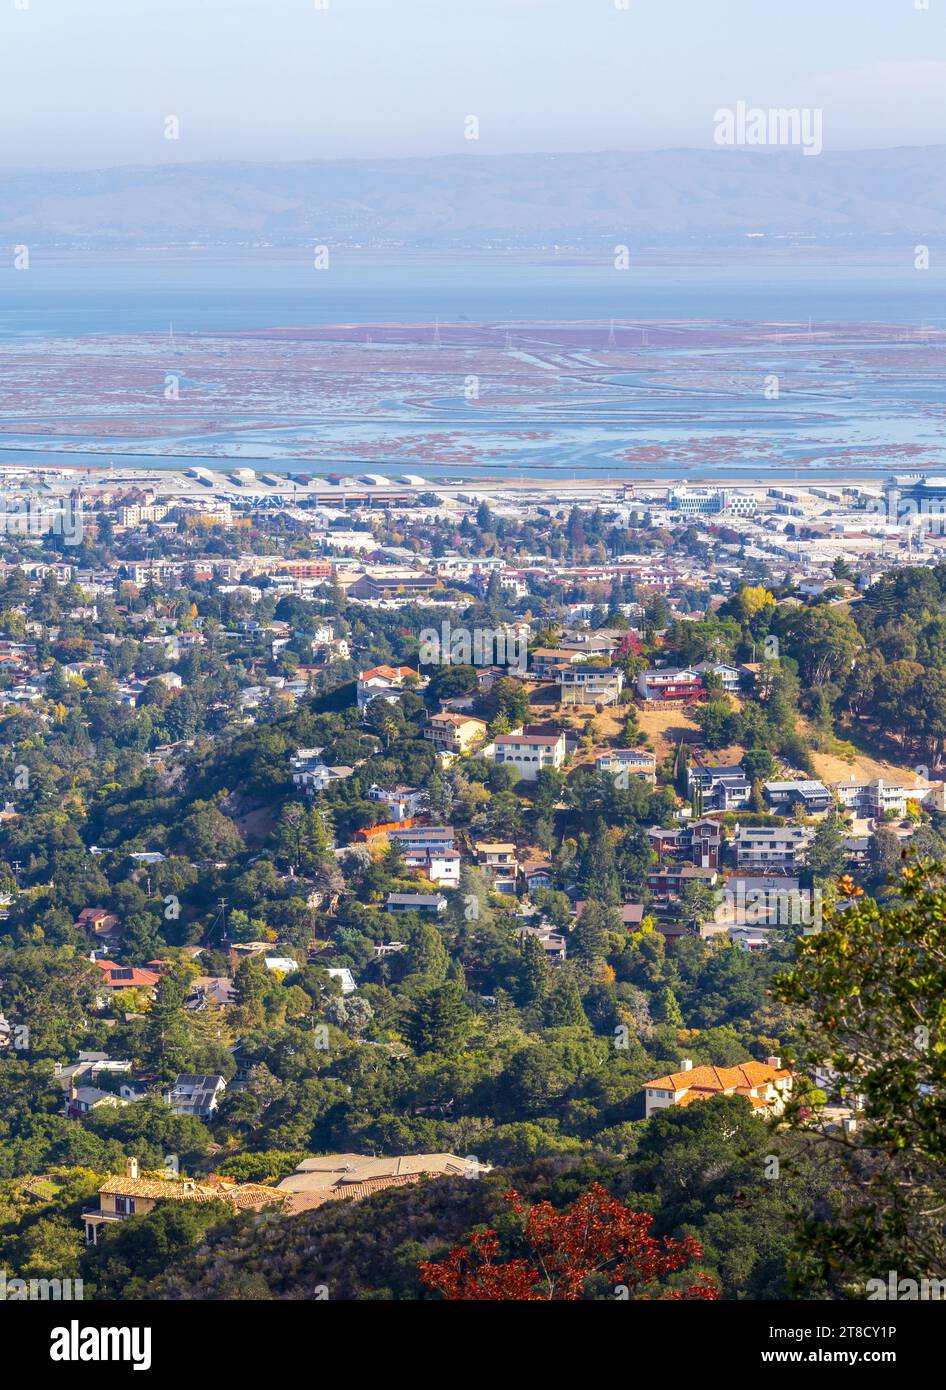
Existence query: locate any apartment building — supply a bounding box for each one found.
[117,503,170,526]
[348,572,438,601]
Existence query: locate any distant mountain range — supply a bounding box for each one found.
[1,147,944,248]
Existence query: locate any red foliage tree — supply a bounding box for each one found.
[418,1183,720,1301]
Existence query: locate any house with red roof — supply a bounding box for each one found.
[356,664,419,713]
[93,959,162,998]
[643,1056,792,1119]
[75,907,121,942]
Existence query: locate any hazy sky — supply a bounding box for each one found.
[2,0,945,168]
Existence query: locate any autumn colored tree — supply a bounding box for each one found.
[418,1184,719,1301]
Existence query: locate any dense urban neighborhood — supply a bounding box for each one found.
[0,464,942,1302]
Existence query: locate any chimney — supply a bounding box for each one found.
[126,1156,138,1181]
[679,1058,693,1072]
[70,1082,78,1101]
[767,1055,782,1070]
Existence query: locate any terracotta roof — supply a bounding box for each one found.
[360,665,417,682]
[645,1061,791,1093]
[99,1174,288,1210]
[93,961,161,989]
[287,1172,422,1212]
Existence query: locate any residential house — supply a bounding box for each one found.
[75,907,121,942]
[490,730,566,781]
[165,1074,227,1120]
[275,1152,492,1212]
[693,661,744,694]
[643,1057,793,1119]
[834,776,946,820]
[516,923,567,961]
[730,927,772,952]
[763,780,832,814]
[367,784,428,821]
[715,876,809,932]
[647,863,719,902]
[558,666,624,706]
[56,1051,133,1092]
[474,841,519,894]
[404,845,461,888]
[529,648,585,678]
[687,763,751,812]
[521,858,553,893]
[382,824,457,857]
[292,759,355,794]
[575,900,645,930]
[596,748,657,785]
[184,977,235,1011]
[264,956,299,975]
[558,633,621,660]
[93,960,161,999]
[356,664,419,713]
[425,711,488,755]
[648,819,722,869]
[385,892,448,914]
[83,1157,288,1245]
[733,825,815,872]
[65,1084,129,1121]
[636,668,703,703]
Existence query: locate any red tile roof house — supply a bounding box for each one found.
[356,664,420,713]
[92,960,162,1000]
[643,1057,793,1119]
[75,907,121,940]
